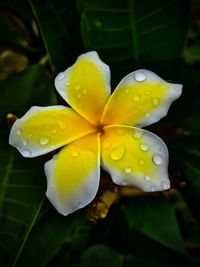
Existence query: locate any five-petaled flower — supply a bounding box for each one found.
[9,52,182,216]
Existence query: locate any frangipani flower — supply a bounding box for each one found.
[9,52,182,216]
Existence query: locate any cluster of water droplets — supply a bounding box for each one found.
[120,72,161,121]
[107,127,166,190]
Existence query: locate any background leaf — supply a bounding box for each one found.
[121,196,186,255]
[0,0,200,266]
[78,0,189,86]
[75,244,124,267]
[29,0,83,72]
[16,208,90,267]
[0,64,55,266]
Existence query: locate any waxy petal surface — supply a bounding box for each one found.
[102,69,182,127]
[101,126,170,192]
[55,51,111,125]
[45,134,100,216]
[9,106,95,157]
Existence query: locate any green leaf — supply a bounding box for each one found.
[121,196,186,255]
[170,144,200,222]
[76,244,124,267]
[78,0,189,86]
[16,209,90,267]
[0,64,56,117]
[0,137,46,266]
[29,0,83,71]
[0,64,56,266]
[126,228,192,267]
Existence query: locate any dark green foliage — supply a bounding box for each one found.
[0,0,200,266]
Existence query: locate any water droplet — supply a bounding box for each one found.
[140,143,149,152]
[57,120,66,129]
[144,174,151,181]
[125,88,130,94]
[66,82,70,86]
[40,137,50,146]
[52,129,57,134]
[152,154,162,165]
[29,134,33,137]
[139,159,145,165]
[57,72,65,80]
[122,180,128,186]
[75,84,81,90]
[145,113,150,118]
[146,90,150,95]
[161,181,169,190]
[23,149,31,157]
[71,150,79,157]
[133,129,143,139]
[22,139,27,146]
[83,89,87,95]
[17,129,21,136]
[116,128,125,136]
[133,94,140,101]
[150,185,156,192]
[110,145,126,161]
[77,93,82,99]
[135,72,146,82]
[152,97,160,106]
[124,166,132,174]
[117,96,121,102]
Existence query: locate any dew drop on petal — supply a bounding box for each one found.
[40,137,50,146]
[146,90,150,95]
[133,94,141,101]
[152,154,162,165]
[52,129,57,134]
[77,93,82,99]
[140,143,149,152]
[17,129,21,136]
[71,150,79,158]
[144,174,151,181]
[75,84,81,90]
[133,129,143,139]
[57,120,66,129]
[135,72,146,82]
[150,185,156,192]
[145,113,150,118]
[138,159,145,165]
[23,149,31,157]
[22,139,27,146]
[57,72,65,80]
[152,97,160,106]
[66,82,70,86]
[161,181,169,190]
[83,89,87,95]
[125,88,130,94]
[124,166,132,174]
[110,145,126,161]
